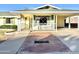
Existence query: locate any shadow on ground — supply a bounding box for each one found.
[0,40,6,44]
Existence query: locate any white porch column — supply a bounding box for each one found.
[55,15,57,31]
[32,15,34,31]
[17,18,22,31]
[68,17,71,29]
[77,16,79,30]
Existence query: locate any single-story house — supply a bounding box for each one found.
[1,5,79,31]
[0,12,20,31]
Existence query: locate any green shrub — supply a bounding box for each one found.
[0,25,17,30]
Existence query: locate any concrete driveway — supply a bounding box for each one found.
[0,30,30,54]
[0,29,79,54]
[52,28,79,53]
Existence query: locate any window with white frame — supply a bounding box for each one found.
[6,18,11,24]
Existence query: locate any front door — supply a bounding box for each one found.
[39,16,49,30]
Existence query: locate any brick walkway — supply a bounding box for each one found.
[17,31,70,54]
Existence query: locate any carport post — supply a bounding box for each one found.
[55,15,57,31]
[68,17,71,29]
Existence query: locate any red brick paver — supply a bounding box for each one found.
[17,31,70,53]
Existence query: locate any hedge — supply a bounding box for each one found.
[0,25,17,30]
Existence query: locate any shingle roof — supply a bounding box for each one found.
[15,8,33,11]
[0,12,18,16]
[16,5,62,11]
[35,5,79,11]
[16,5,79,11]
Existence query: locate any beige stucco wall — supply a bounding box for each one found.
[4,18,17,25]
[0,18,16,25]
[0,18,5,25]
[21,14,33,30]
[57,16,65,27]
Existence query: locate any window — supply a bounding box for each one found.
[39,17,47,25]
[34,16,49,25]
[33,15,36,20]
[6,18,11,24]
[25,17,27,20]
[51,15,54,20]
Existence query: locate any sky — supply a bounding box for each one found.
[0,4,79,11]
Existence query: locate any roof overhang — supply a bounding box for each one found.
[14,10,79,17]
[0,16,20,18]
[15,10,79,13]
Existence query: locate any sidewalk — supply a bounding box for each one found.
[58,35,79,53]
[0,30,30,54]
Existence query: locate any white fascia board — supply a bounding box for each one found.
[16,10,79,14]
[0,16,20,18]
[46,4,61,9]
[34,4,61,10]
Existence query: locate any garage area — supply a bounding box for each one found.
[64,16,79,28]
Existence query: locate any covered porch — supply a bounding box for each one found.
[31,13,79,31]
[32,14,56,30]
[16,10,79,31]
